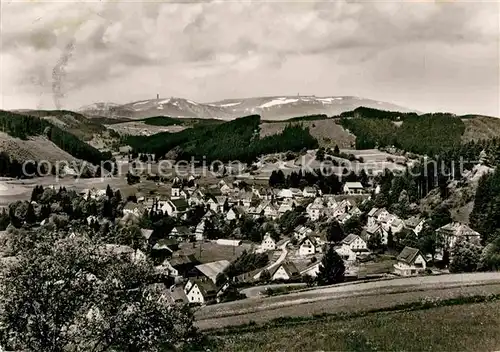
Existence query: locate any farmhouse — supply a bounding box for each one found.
[226,207,244,221]
[393,246,427,276]
[343,182,364,194]
[270,261,300,281]
[404,216,426,235]
[298,236,317,257]
[169,226,193,241]
[335,234,369,261]
[184,279,217,304]
[302,187,318,198]
[306,199,325,221]
[161,198,189,218]
[436,222,481,250]
[261,233,277,251]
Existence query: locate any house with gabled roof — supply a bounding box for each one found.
[404,216,426,236]
[394,246,426,276]
[270,261,300,281]
[162,253,199,278]
[307,199,325,221]
[298,236,317,257]
[302,186,318,198]
[294,225,313,241]
[226,206,244,221]
[336,234,369,261]
[343,182,365,195]
[261,233,277,252]
[160,198,189,218]
[169,226,194,241]
[184,278,217,304]
[436,222,481,251]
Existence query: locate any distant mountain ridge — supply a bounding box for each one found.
[78,95,416,121]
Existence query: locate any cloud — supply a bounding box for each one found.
[0,0,498,115]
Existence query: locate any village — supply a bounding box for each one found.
[92,165,483,306]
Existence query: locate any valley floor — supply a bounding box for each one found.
[213,299,500,352]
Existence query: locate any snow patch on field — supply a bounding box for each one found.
[260,98,299,109]
[133,101,149,106]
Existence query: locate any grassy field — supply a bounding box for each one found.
[178,241,253,264]
[214,299,500,351]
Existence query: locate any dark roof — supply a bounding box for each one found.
[171,198,188,211]
[342,234,360,245]
[299,235,317,246]
[169,254,198,267]
[193,279,217,297]
[397,246,424,265]
[272,261,300,278]
[172,226,192,237]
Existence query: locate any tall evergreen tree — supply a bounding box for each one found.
[316,245,345,286]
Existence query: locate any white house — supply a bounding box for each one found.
[261,234,277,251]
[302,187,317,198]
[270,262,300,281]
[184,279,217,304]
[171,186,181,199]
[343,182,364,195]
[298,236,317,257]
[404,217,426,236]
[393,246,426,276]
[336,234,369,261]
[226,207,244,221]
[436,222,482,251]
[306,200,325,221]
[169,226,194,241]
[159,199,189,218]
[278,189,294,199]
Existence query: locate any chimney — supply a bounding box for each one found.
[157,93,159,100]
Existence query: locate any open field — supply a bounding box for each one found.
[178,241,253,264]
[260,119,355,148]
[195,272,500,330]
[213,298,500,351]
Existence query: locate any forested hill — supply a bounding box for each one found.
[339,107,500,156]
[126,115,318,163]
[14,109,107,142]
[0,110,111,165]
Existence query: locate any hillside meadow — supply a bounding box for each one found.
[213,298,500,352]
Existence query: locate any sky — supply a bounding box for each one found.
[0,0,499,116]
